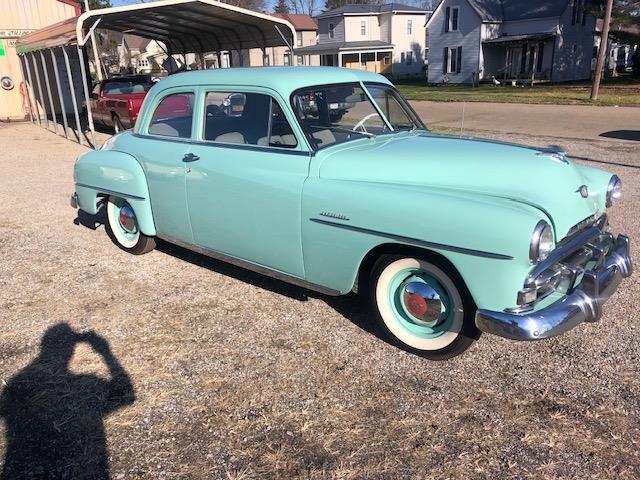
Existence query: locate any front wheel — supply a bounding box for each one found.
[369,255,478,360]
[105,196,156,255]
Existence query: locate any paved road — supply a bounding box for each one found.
[410,100,640,143]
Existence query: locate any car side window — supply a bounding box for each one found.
[148,92,195,139]
[203,91,297,148]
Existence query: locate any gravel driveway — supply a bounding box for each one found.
[0,121,638,479]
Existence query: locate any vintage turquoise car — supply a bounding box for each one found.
[71,67,633,360]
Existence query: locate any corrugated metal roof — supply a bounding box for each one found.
[16,0,296,54]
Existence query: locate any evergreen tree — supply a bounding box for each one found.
[274,0,290,14]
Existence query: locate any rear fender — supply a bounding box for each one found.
[74,150,156,236]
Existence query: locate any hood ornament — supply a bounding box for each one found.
[537,146,569,164]
[577,185,589,198]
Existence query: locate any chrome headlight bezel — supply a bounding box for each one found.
[529,220,554,264]
[606,175,622,208]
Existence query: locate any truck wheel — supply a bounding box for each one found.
[369,255,478,360]
[112,114,124,133]
[105,196,155,255]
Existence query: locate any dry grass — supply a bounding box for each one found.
[0,122,639,478]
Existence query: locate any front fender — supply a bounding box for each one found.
[74,150,156,236]
[302,179,547,312]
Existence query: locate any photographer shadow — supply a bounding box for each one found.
[0,324,134,480]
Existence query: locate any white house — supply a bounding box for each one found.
[294,3,431,78]
[426,0,597,84]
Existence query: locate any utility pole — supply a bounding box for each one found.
[591,0,614,100]
[84,0,104,81]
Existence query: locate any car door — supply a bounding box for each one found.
[185,88,310,277]
[133,88,196,243]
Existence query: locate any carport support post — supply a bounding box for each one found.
[23,53,41,126]
[62,46,85,147]
[76,45,96,149]
[30,53,50,131]
[50,48,69,139]
[39,50,58,135]
[17,55,34,123]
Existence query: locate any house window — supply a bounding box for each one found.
[407,19,412,34]
[360,20,367,36]
[284,52,291,66]
[443,46,461,74]
[263,54,270,66]
[329,23,335,39]
[297,55,305,66]
[445,6,459,32]
[296,31,303,47]
[383,52,391,65]
[405,51,413,65]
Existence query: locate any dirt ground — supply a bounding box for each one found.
[0,120,639,479]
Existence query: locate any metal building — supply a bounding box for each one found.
[0,0,79,121]
[14,0,296,147]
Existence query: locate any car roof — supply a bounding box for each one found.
[103,75,150,83]
[153,67,393,98]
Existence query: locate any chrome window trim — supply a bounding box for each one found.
[131,133,311,157]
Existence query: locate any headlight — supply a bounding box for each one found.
[530,220,554,263]
[606,175,622,207]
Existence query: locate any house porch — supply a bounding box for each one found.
[481,33,556,84]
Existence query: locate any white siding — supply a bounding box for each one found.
[391,12,427,78]
[553,0,596,81]
[427,0,482,83]
[344,15,380,42]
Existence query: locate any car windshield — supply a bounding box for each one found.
[103,78,153,95]
[291,82,424,150]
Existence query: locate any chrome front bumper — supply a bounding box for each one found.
[475,234,633,341]
[70,192,78,209]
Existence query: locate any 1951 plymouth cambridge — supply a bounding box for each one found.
[71,67,633,360]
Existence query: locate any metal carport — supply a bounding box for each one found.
[14,0,296,148]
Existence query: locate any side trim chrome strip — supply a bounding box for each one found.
[75,183,146,201]
[309,218,514,260]
[156,234,342,296]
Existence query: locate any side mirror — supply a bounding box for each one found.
[90,92,98,99]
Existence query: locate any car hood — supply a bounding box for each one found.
[317,132,607,240]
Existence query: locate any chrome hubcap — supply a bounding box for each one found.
[402,281,443,326]
[118,204,136,233]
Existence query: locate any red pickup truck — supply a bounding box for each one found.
[87,75,154,133]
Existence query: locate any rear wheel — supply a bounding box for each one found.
[369,255,478,360]
[105,196,155,255]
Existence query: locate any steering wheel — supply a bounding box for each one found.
[353,113,378,134]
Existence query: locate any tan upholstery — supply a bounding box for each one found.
[215,132,246,144]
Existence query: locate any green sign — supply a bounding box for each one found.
[0,39,5,57]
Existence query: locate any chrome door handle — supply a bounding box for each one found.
[182,153,200,162]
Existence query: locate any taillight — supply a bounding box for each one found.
[127,98,134,113]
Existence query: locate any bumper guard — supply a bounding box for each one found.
[475,234,633,340]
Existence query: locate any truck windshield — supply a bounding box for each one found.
[103,78,153,95]
[291,82,424,150]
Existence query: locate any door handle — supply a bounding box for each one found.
[182,153,200,162]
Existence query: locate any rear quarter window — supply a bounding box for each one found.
[147,92,195,139]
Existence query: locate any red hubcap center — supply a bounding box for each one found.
[407,294,428,318]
